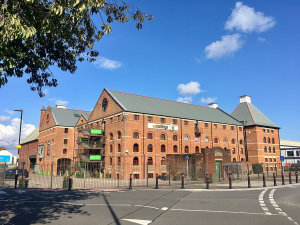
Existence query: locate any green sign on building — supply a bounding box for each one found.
[90,155,101,160]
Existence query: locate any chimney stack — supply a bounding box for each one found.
[240,95,251,103]
[40,106,46,126]
[208,103,218,108]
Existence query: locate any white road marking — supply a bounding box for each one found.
[15,190,26,194]
[135,205,159,210]
[0,191,8,195]
[171,208,278,216]
[161,207,168,211]
[259,189,271,215]
[122,219,152,225]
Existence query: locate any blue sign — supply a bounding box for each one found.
[185,156,189,160]
[280,156,284,161]
[0,156,10,162]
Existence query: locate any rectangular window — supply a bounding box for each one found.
[118,115,121,121]
[269,158,272,162]
[271,130,274,134]
[205,137,209,143]
[134,115,139,120]
[287,151,294,156]
[148,116,152,122]
[110,117,113,122]
[223,125,226,129]
[195,137,199,142]
[161,118,165,123]
[173,119,177,124]
[274,158,276,162]
[64,139,68,144]
[239,127,242,131]
[184,121,188,125]
[133,174,139,179]
[63,148,67,154]
[148,173,153,178]
[214,124,217,128]
[265,158,268,162]
[231,126,234,130]
[205,123,208,128]
[64,128,68,133]
[110,145,113,153]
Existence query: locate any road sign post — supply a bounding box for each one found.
[186,156,189,185]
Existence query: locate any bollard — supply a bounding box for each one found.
[289,172,292,184]
[129,174,132,190]
[155,173,159,189]
[263,173,266,187]
[181,173,185,189]
[68,175,72,191]
[296,172,298,183]
[273,173,277,186]
[248,173,251,188]
[282,172,285,185]
[14,174,18,189]
[206,174,209,189]
[229,174,232,189]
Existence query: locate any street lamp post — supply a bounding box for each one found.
[14,109,23,188]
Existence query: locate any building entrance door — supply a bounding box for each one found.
[216,161,221,180]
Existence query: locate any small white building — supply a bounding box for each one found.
[0,147,17,166]
[280,140,300,166]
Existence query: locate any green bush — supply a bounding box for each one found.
[252,163,263,174]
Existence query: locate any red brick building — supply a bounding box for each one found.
[21,89,280,179]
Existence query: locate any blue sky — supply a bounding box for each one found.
[1,0,299,155]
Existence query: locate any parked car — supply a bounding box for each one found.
[5,169,29,179]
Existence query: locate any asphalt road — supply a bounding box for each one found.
[0,184,300,225]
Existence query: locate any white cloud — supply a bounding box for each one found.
[177,81,203,96]
[258,37,266,42]
[49,98,56,101]
[0,116,10,123]
[5,110,14,115]
[0,118,35,154]
[204,33,244,59]
[177,97,193,104]
[200,97,218,104]
[93,57,122,70]
[55,100,69,105]
[225,2,276,33]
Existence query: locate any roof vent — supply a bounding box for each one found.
[74,114,80,117]
[239,95,251,103]
[208,103,218,108]
[56,105,67,109]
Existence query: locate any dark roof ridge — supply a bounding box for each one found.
[216,108,243,125]
[246,102,256,125]
[108,89,212,109]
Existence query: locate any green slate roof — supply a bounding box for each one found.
[50,107,91,126]
[106,89,242,126]
[231,102,279,128]
[20,127,39,145]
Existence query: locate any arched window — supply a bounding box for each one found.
[173,135,178,141]
[223,138,227,143]
[147,144,153,152]
[173,145,178,153]
[231,139,235,144]
[214,138,218,143]
[133,157,139,165]
[117,131,121,139]
[118,144,121,152]
[47,141,50,155]
[232,148,235,154]
[263,137,266,143]
[184,135,189,142]
[133,132,139,139]
[148,157,153,165]
[133,144,139,152]
[268,147,271,153]
[272,138,275,144]
[110,157,112,166]
[273,147,275,153]
[161,157,166,165]
[224,147,227,151]
[161,134,166,140]
[147,133,153,139]
[240,148,243,154]
[239,139,243,144]
[46,114,49,124]
[185,145,189,153]
[233,158,236,162]
[118,157,121,166]
[241,158,244,162]
[195,146,199,153]
[110,133,113,140]
[161,144,166,153]
[268,138,270,143]
[264,146,267,153]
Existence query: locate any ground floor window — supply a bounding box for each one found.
[57,158,71,175]
[148,173,153,178]
[133,174,139,179]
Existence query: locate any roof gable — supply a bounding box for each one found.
[231,102,279,128]
[107,89,242,125]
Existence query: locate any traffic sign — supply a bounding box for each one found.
[0,156,10,162]
[280,156,284,161]
[185,156,189,160]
